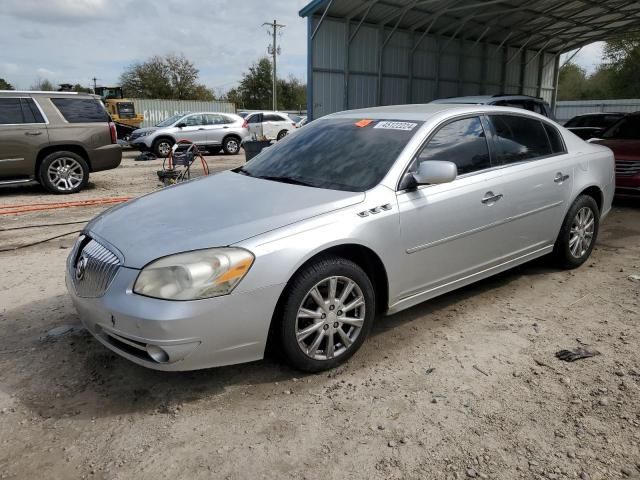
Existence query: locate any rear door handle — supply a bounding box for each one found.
[198,128,206,131]
[482,191,503,205]
[24,131,42,136]
[554,172,570,183]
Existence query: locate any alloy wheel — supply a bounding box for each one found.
[158,142,172,156]
[295,276,366,361]
[226,139,239,153]
[47,157,84,192]
[569,206,595,258]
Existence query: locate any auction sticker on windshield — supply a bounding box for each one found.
[373,121,418,131]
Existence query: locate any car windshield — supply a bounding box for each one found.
[156,114,184,127]
[602,115,640,140]
[238,117,424,192]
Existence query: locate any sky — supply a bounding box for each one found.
[0,0,310,93]
[0,0,607,92]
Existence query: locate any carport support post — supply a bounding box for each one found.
[536,51,545,98]
[551,54,561,112]
[344,18,350,110]
[480,42,488,95]
[519,51,527,95]
[377,24,384,105]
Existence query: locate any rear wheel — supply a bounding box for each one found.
[153,138,174,158]
[222,136,241,155]
[553,195,599,269]
[276,129,289,141]
[38,151,89,194]
[278,256,375,372]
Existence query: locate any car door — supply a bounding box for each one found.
[395,116,515,301]
[246,113,263,138]
[203,114,227,145]
[261,114,279,140]
[176,114,208,144]
[0,96,49,179]
[483,114,574,257]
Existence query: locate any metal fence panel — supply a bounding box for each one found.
[132,99,236,128]
[555,99,640,123]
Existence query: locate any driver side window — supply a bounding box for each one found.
[417,116,491,175]
[184,114,204,126]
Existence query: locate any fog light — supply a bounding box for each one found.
[146,344,169,363]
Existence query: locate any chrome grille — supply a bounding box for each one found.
[616,160,640,177]
[72,238,120,298]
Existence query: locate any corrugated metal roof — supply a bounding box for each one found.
[300,0,640,53]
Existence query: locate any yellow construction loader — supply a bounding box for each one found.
[95,86,144,140]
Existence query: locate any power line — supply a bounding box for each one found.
[263,19,285,111]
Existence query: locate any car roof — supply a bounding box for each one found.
[431,94,545,105]
[0,90,100,99]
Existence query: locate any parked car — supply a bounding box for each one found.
[0,90,121,194]
[431,94,554,119]
[129,112,248,157]
[243,111,297,140]
[66,104,613,373]
[591,112,640,197]
[564,112,626,140]
[295,115,308,128]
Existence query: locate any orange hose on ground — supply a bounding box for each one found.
[0,197,132,215]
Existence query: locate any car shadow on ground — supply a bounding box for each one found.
[0,254,563,421]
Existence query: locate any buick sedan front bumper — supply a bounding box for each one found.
[66,262,283,371]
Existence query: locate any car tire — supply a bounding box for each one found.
[38,151,89,194]
[222,136,241,155]
[153,138,174,158]
[278,255,375,372]
[276,130,289,141]
[553,195,600,269]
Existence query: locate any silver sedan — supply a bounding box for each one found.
[66,104,614,372]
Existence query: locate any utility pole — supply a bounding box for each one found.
[263,19,285,111]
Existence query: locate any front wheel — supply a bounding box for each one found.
[278,256,375,372]
[553,195,600,269]
[153,138,174,158]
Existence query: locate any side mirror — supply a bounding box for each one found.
[176,123,186,129]
[413,160,457,185]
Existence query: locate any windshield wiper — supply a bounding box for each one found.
[254,175,315,187]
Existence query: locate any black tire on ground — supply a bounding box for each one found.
[38,151,89,194]
[278,255,375,372]
[276,130,288,141]
[222,136,241,155]
[153,138,174,158]
[553,194,600,269]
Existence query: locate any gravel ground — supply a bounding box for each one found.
[1,151,639,480]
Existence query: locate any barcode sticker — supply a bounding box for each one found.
[373,121,418,131]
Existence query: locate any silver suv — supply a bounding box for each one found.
[129,112,248,157]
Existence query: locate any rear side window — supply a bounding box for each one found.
[418,117,490,175]
[51,98,110,123]
[246,114,262,124]
[0,97,45,124]
[602,116,640,140]
[488,115,552,165]
[543,123,566,154]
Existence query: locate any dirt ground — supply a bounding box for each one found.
[1,151,639,480]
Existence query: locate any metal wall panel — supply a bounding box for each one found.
[309,15,559,118]
[555,99,640,123]
[133,99,235,128]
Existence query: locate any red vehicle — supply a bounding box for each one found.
[593,113,640,197]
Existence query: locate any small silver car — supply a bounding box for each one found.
[129,112,248,157]
[67,104,614,372]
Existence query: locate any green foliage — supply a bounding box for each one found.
[120,53,215,101]
[224,57,306,110]
[72,84,92,93]
[31,78,55,91]
[0,78,14,90]
[559,34,640,100]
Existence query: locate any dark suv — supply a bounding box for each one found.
[0,90,122,194]
[431,94,554,119]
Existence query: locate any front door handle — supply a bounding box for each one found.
[481,191,503,205]
[198,128,206,131]
[554,172,570,183]
[24,131,42,136]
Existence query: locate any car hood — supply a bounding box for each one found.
[593,139,640,160]
[86,170,365,268]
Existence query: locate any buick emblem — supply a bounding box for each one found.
[75,255,88,281]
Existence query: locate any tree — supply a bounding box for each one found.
[557,63,588,100]
[31,78,55,91]
[120,53,214,100]
[72,83,92,93]
[602,33,640,98]
[0,78,14,90]
[223,58,306,110]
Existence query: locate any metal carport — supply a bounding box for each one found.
[299,0,640,119]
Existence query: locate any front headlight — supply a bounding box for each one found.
[133,248,254,300]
